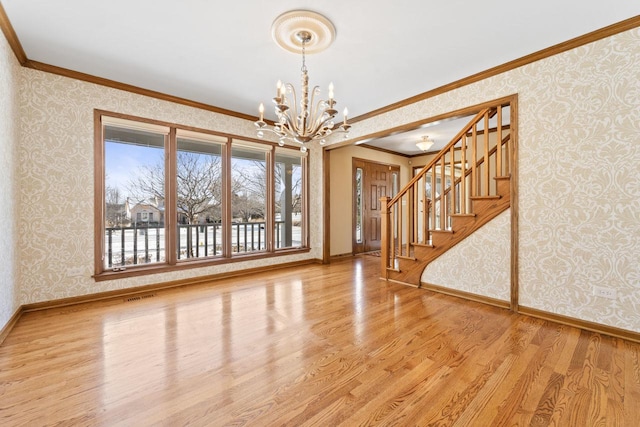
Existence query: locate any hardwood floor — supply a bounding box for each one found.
[1,256,639,426]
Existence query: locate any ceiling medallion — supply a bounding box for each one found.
[255,10,350,151]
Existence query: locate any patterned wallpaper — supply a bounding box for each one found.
[340,28,640,332]
[17,69,323,304]
[421,210,511,301]
[0,31,20,331]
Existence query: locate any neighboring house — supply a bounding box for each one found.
[128,196,165,227]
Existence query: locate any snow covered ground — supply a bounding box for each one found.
[105,223,302,268]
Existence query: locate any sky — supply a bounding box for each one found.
[105,141,164,201]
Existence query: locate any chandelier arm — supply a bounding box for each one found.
[317,111,338,135]
[309,116,327,137]
[313,115,338,138]
[279,116,293,133]
[310,96,337,132]
[283,123,296,139]
[283,83,297,112]
[284,83,300,133]
[261,127,288,139]
[306,85,322,134]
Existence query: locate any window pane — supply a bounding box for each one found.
[275,151,303,249]
[231,144,267,254]
[104,125,166,269]
[392,172,399,195]
[355,167,363,244]
[176,137,223,260]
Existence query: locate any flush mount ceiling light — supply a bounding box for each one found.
[416,136,435,152]
[255,10,350,152]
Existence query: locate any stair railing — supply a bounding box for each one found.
[380,106,511,276]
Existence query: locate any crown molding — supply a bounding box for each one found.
[0,1,26,64]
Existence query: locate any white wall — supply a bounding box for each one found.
[341,28,640,332]
[0,31,20,331]
[16,68,323,304]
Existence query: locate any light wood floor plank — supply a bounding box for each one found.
[1,256,639,426]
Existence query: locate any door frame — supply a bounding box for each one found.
[352,157,400,254]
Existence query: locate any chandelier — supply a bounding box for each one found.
[255,11,350,151]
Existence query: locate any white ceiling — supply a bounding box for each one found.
[360,114,502,156]
[3,1,639,154]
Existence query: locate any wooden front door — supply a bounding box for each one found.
[353,159,399,254]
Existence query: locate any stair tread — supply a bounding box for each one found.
[494,175,511,180]
[429,229,453,234]
[470,195,501,200]
[412,242,434,248]
[450,213,476,218]
[396,255,417,261]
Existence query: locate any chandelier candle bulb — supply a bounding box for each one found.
[343,108,348,125]
[328,83,334,100]
[259,103,264,121]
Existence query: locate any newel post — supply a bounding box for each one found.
[380,196,391,279]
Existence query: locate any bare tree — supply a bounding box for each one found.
[177,152,223,223]
[231,168,265,221]
[241,160,302,215]
[126,156,164,204]
[105,184,125,227]
[231,192,262,222]
[126,151,301,225]
[128,151,222,224]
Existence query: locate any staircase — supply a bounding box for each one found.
[380,104,512,286]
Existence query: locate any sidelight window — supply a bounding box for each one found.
[355,167,363,244]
